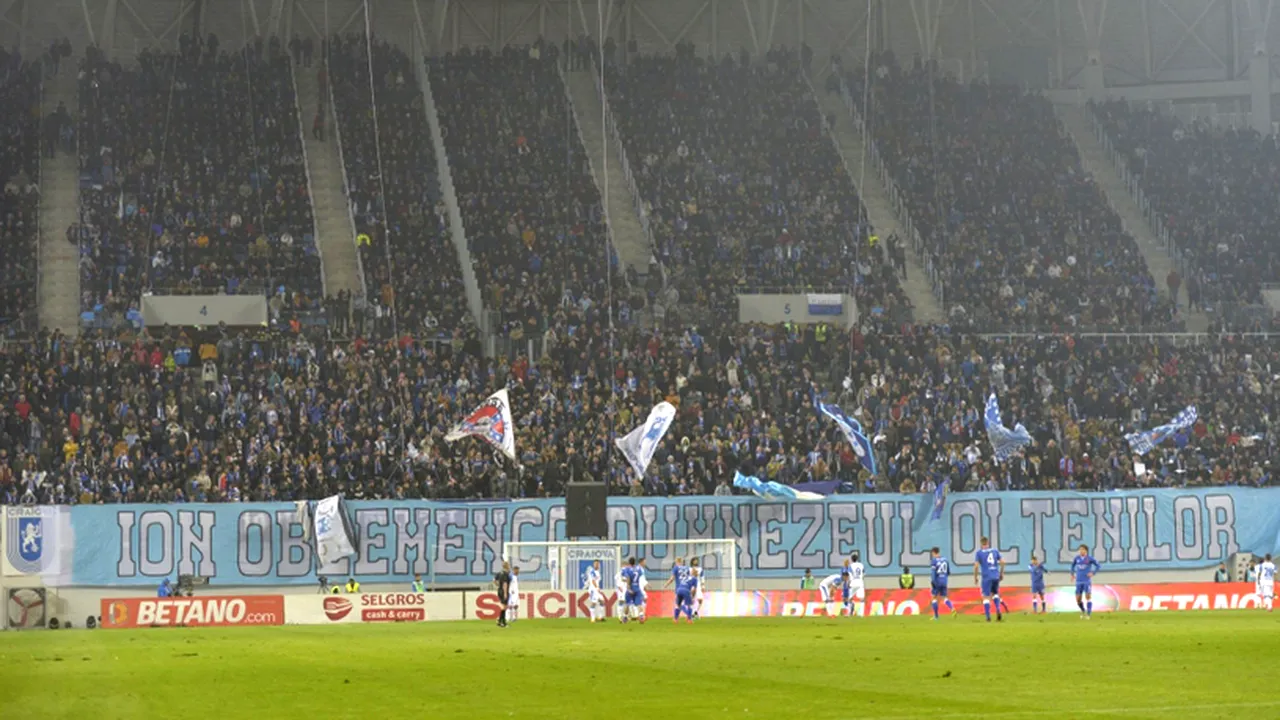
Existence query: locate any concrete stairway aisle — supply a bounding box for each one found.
[811,82,944,324]
[293,60,363,299]
[564,68,653,275]
[1058,104,1209,332]
[37,69,81,335]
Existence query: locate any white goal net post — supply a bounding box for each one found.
[502,539,739,595]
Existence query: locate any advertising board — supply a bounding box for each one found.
[469,590,618,620]
[639,583,1264,617]
[283,592,459,624]
[100,595,285,628]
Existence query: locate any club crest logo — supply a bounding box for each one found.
[6,508,54,575]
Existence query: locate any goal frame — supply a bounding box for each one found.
[502,539,739,609]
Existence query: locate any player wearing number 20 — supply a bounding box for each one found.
[973,537,1005,622]
[929,547,956,619]
[1070,546,1101,619]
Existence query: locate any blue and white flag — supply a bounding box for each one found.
[984,393,1032,463]
[817,401,877,475]
[930,479,949,521]
[615,401,677,480]
[1125,405,1197,456]
[733,470,826,501]
[314,494,358,565]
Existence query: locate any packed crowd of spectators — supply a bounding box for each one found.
[76,36,322,321]
[2,316,1276,506]
[328,35,468,337]
[0,50,41,330]
[1090,99,1280,319]
[606,45,912,324]
[6,41,1275,506]
[846,54,1175,332]
[430,43,622,336]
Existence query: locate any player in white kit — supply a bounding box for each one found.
[637,559,650,621]
[818,572,846,617]
[844,552,866,617]
[584,560,605,623]
[690,558,705,618]
[1257,554,1276,612]
[506,566,521,623]
[614,566,628,622]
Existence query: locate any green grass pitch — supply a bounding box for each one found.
[1,611,1276,719]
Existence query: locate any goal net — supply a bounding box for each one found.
[503,539,739,596]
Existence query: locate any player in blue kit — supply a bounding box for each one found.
[973,537,1005,622]
[1029,555,1048,614]
[673,562,698,623]
[665,557,687,592]
[1070,545,1101,619]
[929,547,956,619]
[621,557,641,623]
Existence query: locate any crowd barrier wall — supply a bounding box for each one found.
[1,489,1274,588]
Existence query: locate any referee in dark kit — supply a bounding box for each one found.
[494,561,512,628]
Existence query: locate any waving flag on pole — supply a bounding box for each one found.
[984,393,1032,463]
[615,401,677,480]
[733,470,826,501]
[816,400,877,475]
[313,494,358,565]
[930,479,950,521]
[446,388,517,460]
[1125,405,1197,456]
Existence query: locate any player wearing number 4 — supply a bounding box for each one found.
[973,537,1005,622]
[1070,545,1101,619]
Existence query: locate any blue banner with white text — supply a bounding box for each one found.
[19,488,1280,586]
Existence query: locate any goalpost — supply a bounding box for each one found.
[503,538,739,604]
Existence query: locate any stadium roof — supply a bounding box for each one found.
[0,0,1272,88]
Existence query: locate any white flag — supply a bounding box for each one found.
[446,388,517,461]
[314,494,356,564]
[615,401,676,480]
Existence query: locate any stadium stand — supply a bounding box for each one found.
[75,38,322,325]
[847,55,1176,332]
[1090,99,1278,328]
[429,43,624,338]
[327,35,469,338]
[7,41,1270,507]
[0,51,41,330]
[605,47,911,325]
[0,321,1273,506]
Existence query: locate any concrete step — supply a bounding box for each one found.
[564,68,654,275]
[38,69,82,336]
[811,74,944,324]
[293,60,364,299]
[1058,104,1210,333]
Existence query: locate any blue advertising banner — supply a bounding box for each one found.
[17,488,1280,587]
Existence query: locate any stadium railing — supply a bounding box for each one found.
[288,54,326,300]
[326,49,370,307]
[590,56,663,286]
[413,38,488,339]
[1085,108,1190,283]
[557,59,625,291]
[836,75,946,309]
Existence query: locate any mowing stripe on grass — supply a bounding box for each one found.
[873,700,1280,719]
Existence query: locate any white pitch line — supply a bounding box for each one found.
[870,700,1280,719]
